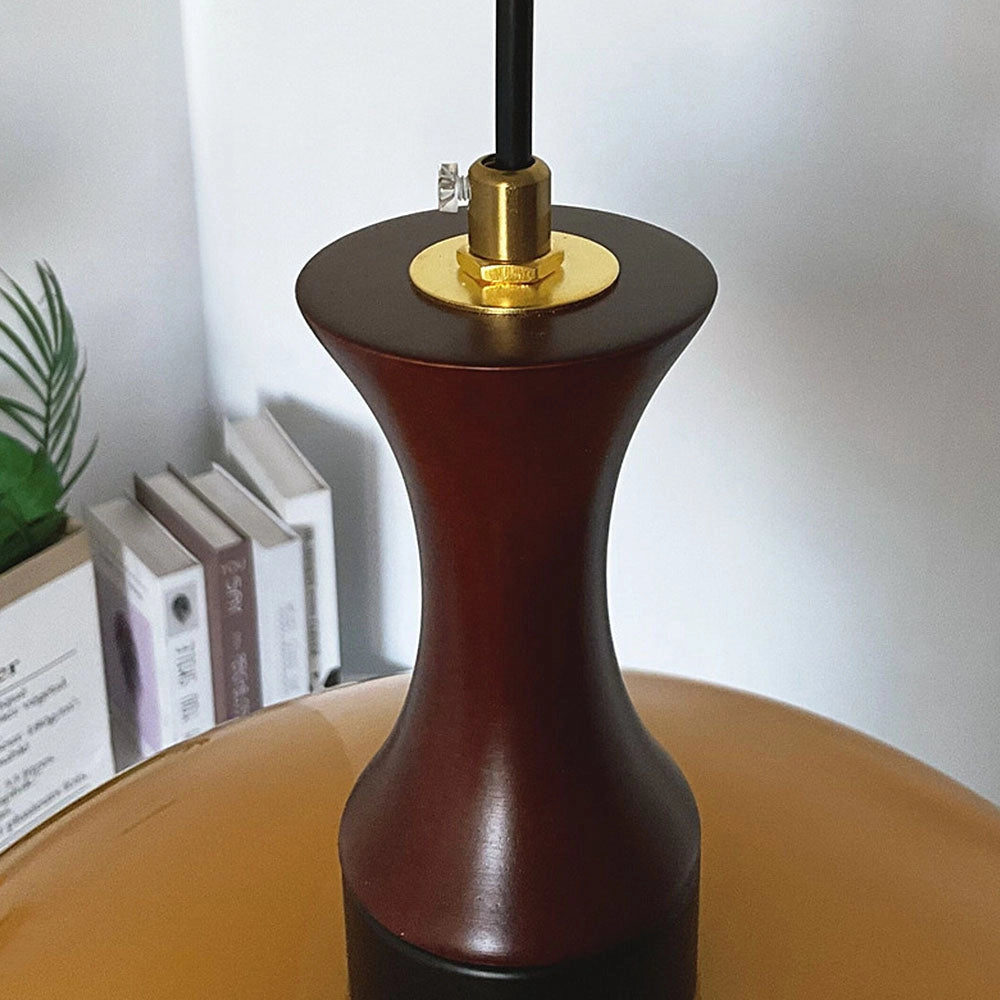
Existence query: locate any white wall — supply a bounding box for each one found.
[180,1,999,801]
[0,0,210,511]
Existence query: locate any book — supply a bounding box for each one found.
[188,464,310,706]
[224,409,342,688]
[86,497,215,768]
[0,525,115,851]
[134,468,261,722]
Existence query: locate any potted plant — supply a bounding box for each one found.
[0,262,114,852]
[1,261,96,573]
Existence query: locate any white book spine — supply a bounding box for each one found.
[157,567,214,743]
[224,420,342,689]
[287,493,341,690]
[252,538,310,706]
[124,548,177,752]
[92,538,213,764]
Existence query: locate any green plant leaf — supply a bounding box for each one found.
[0,402,42,445]
[0,348,45,402]
[0,430,35,481]
[0,283,53,366]
[53,396,81,474]
[0,395,45,424]
[0,432,66,572]
[36,261,62,353]
[49,362,86,454]
[61,434,98,497]
[0,432,63,522]
[0,262,95,499]
[2,266,56,358]
[0,316,48,383]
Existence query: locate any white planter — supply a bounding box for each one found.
[0,525,115,852]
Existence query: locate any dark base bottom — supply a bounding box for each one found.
[343,887,699,1000]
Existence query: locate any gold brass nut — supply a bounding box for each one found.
[456,245,564,286]
[410,232,620,314]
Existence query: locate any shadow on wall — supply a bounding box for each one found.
[264,396,407,680]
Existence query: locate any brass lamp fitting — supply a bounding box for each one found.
[468,156,552,263]
[458,156,564,286]
[410,152,620,314]
[408,0,617,313]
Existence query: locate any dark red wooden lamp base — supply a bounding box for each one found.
[297,205,717,999]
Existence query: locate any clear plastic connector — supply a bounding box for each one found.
[438,163,471,213]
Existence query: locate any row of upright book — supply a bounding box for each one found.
[86,409,341,770]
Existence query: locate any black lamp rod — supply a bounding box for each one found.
[495,0,533,171]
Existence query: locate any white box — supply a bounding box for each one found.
[0,527,115,852]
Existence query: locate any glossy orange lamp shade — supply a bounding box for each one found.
[1,673,999,998]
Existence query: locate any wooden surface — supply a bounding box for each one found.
[299,206,714,980]
[1,672,998,998]
[295,207,716,366]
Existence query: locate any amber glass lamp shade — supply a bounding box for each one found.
[1,674,999,998]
